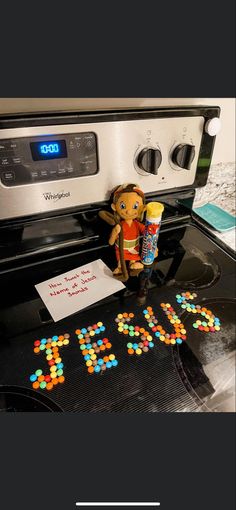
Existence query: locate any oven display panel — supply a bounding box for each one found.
[30,140,67,161]
[0,132,98,186]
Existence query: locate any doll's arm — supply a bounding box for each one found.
[109,224,121,245]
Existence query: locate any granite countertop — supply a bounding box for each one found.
[194,162,235,251]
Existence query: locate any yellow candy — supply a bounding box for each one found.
[57,341,63,347]
[171,339,176,344]
[136,348,142,355]
[205,314,210,319]
[180,329,186,334]
[134,331,140,336]
[118,327,123,332]
[50,372,57,379]
[109,354,115,361]
[90,330,95,336]
[97,322,103,327]
[166,303,170,308]
[63,339,69,345]
[118,314,123,319]
[86,360,92,367]
[145,314,150,319]
[91,354,97,361]
[215,326,220,331]
[50,365,57,372]
[175,319,181,324]
[196,320,201,325]
[160,335,165,341]
[89,349,94,355]
[118,322,124,327]
[170,319,175,324]
[147,335,152,341]
[46,354,53,361]
[55,357,62,363]
[51,341,57,347]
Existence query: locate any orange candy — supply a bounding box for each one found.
[106,342,112,349]
[32,381,40,389]
[128,348,134,355]
[129,313,134,318]
[88,366,94,374]
[123,313,128,318]
[123,330,129,335]
[103,356,109,363]
[52,378,58,385]
[100,344,105,351]
[75,329,81,335]
[79,339,85,344]
[38,375,44,382]
[82,349,89,356]
[139,328,145,334]
[58,335,64,341]
[58,376,65,383]
[46,383,53,390]
[34,347,40,354]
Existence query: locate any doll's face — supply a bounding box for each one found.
[112,192,144,220]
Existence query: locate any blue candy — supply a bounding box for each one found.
[57,362,64,369]
[98,359,104,366]
[155,331,160,337]
[149,342,154,348]
[112,359,118,367]
[176,338,182,344]
[143,309,148,314]
[133,343,138,350]
[94,365,101,373]
[86,343,92,349]
[52,335,58,341]
[30,374,37,382]
[95,328,100,334]
[81,328,87,334]
[84,354,90,361]
[97,340,103,346]
[100,326,105,332]
[106,361,112,369]
[41,338,47,344]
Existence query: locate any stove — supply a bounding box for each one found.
[0,106,235,412]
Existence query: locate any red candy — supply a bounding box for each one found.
[34,340,40,347]
[44,375,51,382]
[103,338,109,344]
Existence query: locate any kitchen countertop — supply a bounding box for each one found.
[194,162,235,251]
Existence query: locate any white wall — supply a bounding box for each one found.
[0,98,234,165]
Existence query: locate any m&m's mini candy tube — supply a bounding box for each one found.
[141,202,164,265]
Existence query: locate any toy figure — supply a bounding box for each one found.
[99,183,146,281]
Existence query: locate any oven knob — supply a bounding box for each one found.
[205,117,221,136]
[171,144,195,170]
[137,148,162,174]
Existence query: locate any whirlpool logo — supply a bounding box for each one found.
[43,191,71,202]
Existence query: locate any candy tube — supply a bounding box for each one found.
[141,202,164,265]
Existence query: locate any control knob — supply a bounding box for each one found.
[137,148,162,175]
[171,144,195,170]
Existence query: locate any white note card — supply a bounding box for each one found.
[35,259,125,322]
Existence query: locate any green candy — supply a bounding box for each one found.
[57,369,63,377]
[127,342,133,349]
[148,322,154,328]
[80,344,86,350]
[129,325,134,331]
[39,344,46,350]
[46,349,52,355]
[193,323,198,328]
[129,331,135,337]
[40,381,46,389]
[35,369,43,376]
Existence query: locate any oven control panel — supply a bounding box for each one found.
[0,132,98,186]
[0,107,220,220]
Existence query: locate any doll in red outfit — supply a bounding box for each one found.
[109,183,146,276]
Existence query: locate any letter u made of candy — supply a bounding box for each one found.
[141,202,164,265]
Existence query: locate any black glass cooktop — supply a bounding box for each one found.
[0,224,235,412]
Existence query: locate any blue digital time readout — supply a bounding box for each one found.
[30,139,67,161]
[40,143,60,155]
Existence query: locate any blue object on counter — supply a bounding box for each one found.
[193,203,236,232]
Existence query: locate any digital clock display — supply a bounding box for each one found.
[30,139,67,160]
